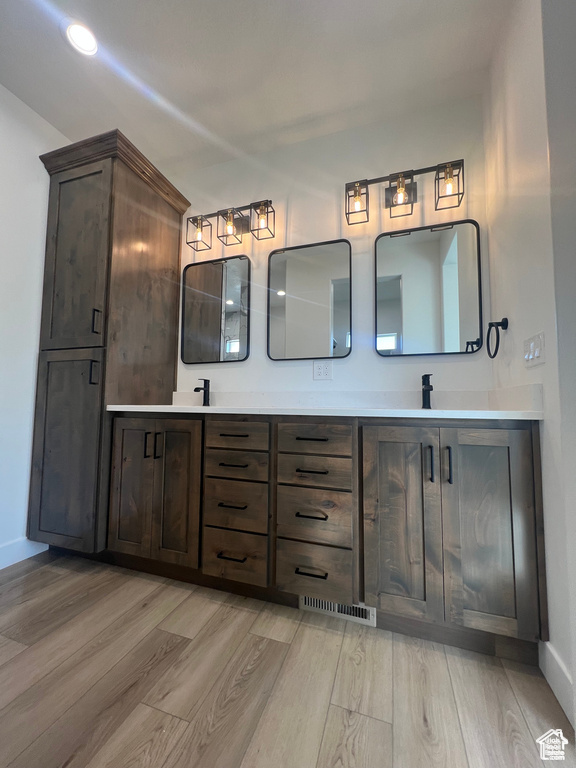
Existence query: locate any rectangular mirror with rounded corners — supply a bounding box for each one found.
[375,220,482,356]
[181,255,250,364]
[268,239,352,361]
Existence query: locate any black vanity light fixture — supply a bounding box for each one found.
[186,200,275,252]
[344,159,464,224]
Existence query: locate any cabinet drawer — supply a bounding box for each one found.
[277,454,353,490]
[276,539,353,603]
[205,449,269,482]
[204,478,268,534]
[277,486,352,548]
[277,423,352,456]
[202,527,268,587]
[205,420,270,451]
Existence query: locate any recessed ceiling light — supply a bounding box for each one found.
[277,290,286,296]
[226,299,234,305]
[66,23,98,56]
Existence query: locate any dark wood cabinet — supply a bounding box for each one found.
[109,418,201,567]
[28,131,189,552]
[363,423,540,641]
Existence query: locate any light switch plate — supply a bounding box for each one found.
[313,360,333,380]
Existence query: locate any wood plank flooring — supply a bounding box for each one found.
[0,554,572,768]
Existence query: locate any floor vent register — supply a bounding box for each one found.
[299,596,377,626]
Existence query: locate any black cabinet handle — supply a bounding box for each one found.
[428,445,435,483]
[296,468,329,475]
[295,511,329,521]
[217,552,248,564]
[217,502,248,510]
[295,436,329,442]
[219,462,249,469]
[295,567,328,580]
[220,433,249,438]
[154,432,164,459]
[144,432,153,458]
[91,308,102,334]
[89,360,100,385]
[447,446,454,484]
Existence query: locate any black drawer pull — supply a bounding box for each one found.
[89,360,100,385]
[296,468,329,475]
[220,433,249,438]
[447,446,454,484]
[91,308,102,334]
[295,436,329,442]
[295,511,329,521]
[154,432,164,459]
[428,445,435,483]
[219,462,249,469]
[143,432,153,459]
[295,567,328,580]
[217,502,248,510]
[217,551,248,564]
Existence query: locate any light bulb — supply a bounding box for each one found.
[444,165,455,196]
[277,290,286,296]
[353,183,362,212]
[393,175,408,206]
[66,23,98,55]
[225,211,235,236]
[195,221,203,242]
[258,204,267,229]
[226,299,234,305]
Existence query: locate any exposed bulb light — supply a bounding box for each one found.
[66,23,98,55]
[393,175,407,206]
[353,183,362,212]
[226,299,234,305]
[195,222,203,242]
[258,204,268,229]
[225,211,235,236]
[277,290,286,296]
[444,165,455,196]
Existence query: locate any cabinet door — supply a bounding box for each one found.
[108,419,155,558]
[441,428,539,641]
[151,419,202,567]
[40,161,111,350]
[28,349,104,551]
[363,426,443,622]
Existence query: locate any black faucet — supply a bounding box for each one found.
[422,374,433,409]
[194,378,210,406]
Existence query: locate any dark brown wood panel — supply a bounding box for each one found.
[205,449,269,482]
[277,454,353,490]
[277,485,353,548]
[152,419,202,567]
[277,423,352,456]
[204,478,269,534]
[202,528,268,587]
[105,161,181,406]
[205,420,270,451]
[441,428,539,641]
[28,349,104,552]
[276,538,353,603]
[108,418,154,558]
[363,426,443,623]
[181,261,223,364]
[40,161,111,350]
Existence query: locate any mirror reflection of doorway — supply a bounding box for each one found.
[376,275,402,354]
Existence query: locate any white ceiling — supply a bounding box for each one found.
[0,0,513,177]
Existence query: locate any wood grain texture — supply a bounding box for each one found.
[502,659,575,764]
[445,646,543,768]
[393,634,469,768]
[158,586,228,639]
[239,613,345,768]
[277,422,353,456]
[205,420,270,452]
[0,635,26,666]
[202,527,268,587]
[0,583,189,767]
[143,598,262,720]
[332,623,393,723]
[276,538,353,603]
[277,454,353,490]
[204,477,269,534]
[0,564,65,612]
[84,703,188,768]
[205,448,269,482]
[0,551,61,588]
[0,571,161,711]
[316,705,393,768]
[277,485,353,548]
[161,634,288,768]
[249,602,303,644]
[8,629,190,768]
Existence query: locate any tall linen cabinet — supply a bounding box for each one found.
[27,130,190,553]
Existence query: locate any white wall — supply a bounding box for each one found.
[176,98,492,404]
[0,84,69,568]
[483,0,575,724]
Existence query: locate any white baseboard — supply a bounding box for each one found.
[540,640,575,727]
[0,537,48,571]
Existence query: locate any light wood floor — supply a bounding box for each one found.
[0,552,573,768]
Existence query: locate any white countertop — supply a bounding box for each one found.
[107,404,542,420]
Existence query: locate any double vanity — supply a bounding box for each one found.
[26,130,547,665]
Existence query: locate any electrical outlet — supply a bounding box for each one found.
[524,332,546,367]
[313,360,333,380]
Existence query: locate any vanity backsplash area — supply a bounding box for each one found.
[26,129,547,666]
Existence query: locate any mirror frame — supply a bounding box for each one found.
[374,219,483,357]
[267,239,352,362]
[181,254,251,365]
